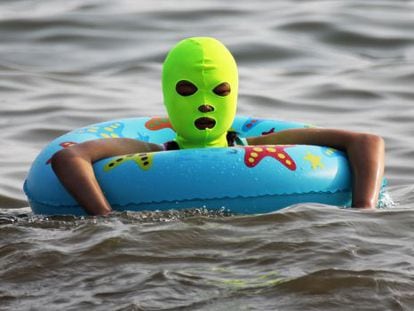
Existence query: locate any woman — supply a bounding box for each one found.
[51,37,385,215]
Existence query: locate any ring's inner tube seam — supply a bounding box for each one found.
[26,190,353,208]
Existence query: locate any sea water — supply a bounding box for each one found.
[1,1,414,310]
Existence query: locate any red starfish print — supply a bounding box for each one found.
[243,145,296,171]
[145,117,172,131]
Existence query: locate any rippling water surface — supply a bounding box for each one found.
[1,0,414,310]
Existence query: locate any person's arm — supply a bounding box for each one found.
[247,128,385,208]
[51,138,163,215]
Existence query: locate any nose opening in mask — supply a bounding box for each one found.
[198,105,215,113]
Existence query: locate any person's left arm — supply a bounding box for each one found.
[247,128,385,209]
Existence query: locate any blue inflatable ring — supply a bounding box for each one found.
[24,116,355,216]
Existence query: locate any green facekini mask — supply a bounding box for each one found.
[162,37,238,149]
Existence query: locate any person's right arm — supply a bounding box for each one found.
[51,138,163,216]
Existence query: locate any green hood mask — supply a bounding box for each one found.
[162,37,238,149]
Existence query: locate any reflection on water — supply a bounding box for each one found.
[1,0,414,309]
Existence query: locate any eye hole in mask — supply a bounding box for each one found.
[176,80,198,96]
[213,82,231,97]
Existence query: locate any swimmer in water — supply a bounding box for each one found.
[51,37,385,215]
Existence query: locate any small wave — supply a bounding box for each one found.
[232,42,304,64]
[320,28,413,50]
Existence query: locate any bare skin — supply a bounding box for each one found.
[248,128,385,209]
[51,128,385,216]
[51,139,163,215]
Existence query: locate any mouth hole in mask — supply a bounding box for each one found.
[195,117,216,130]
[176,80,198,96]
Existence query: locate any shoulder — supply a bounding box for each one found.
[227,131,248,147]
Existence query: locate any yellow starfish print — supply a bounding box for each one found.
[78,122,123,138]
[325,147,337,156]
[104,152,154,172]
[304,152,324,170]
